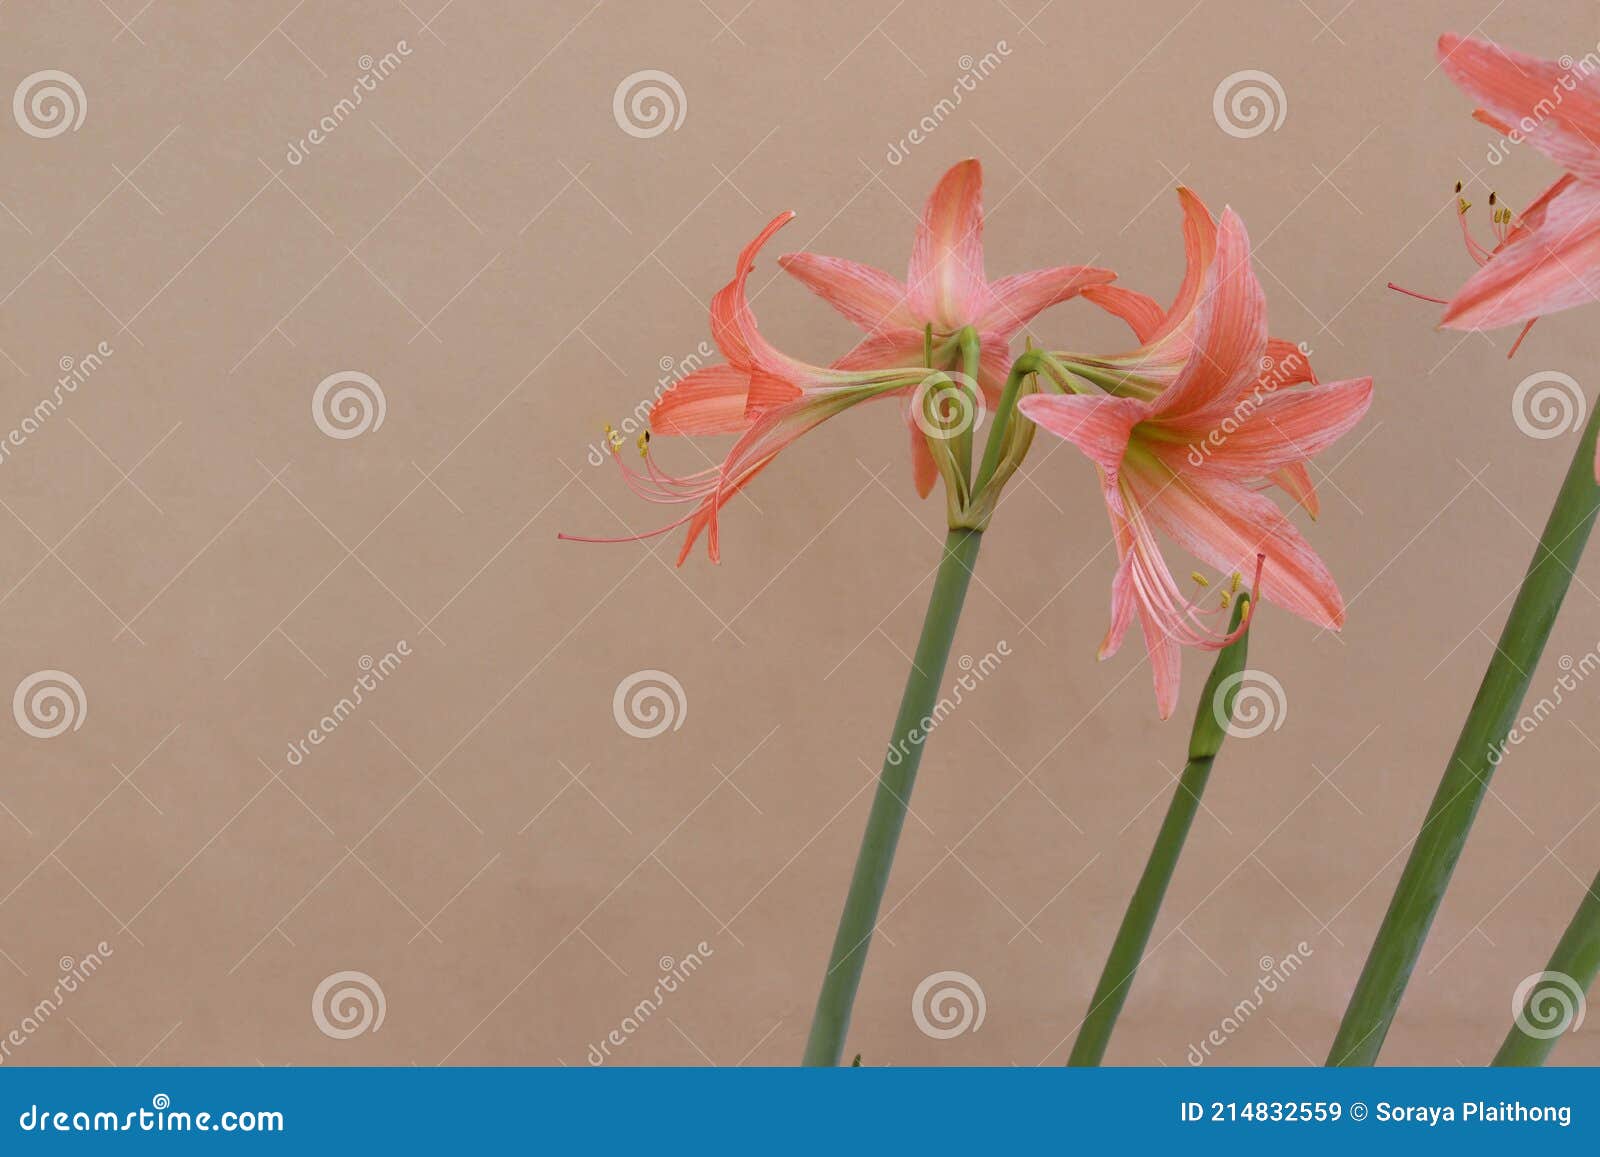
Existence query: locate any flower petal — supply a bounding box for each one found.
[1269,461,1321,519]
[1139,469,1345,630]
[1181,377,1374,479]
[906,159,987,327]
[975,265,1117,336]
[1440,180,1600,329]
[1150,208,1268,421]
[1152,186,1220,342]
[650,364,751,436]
[1081,284,1167,343]
[1017,393,1148,477]
[777,252,913,335]
[1438,34,1600,183]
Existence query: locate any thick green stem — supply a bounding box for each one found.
[802,529,983,1066]
[973,353,1039,496]
[1493,866,1600,1066]
[1328,404,1600,1065]
[1068,595,1252,1066]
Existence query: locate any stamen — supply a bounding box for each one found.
[1190,571,1210,588]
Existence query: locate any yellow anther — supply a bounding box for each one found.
[1220,591,1232,609]
[1457,196,1472,215]
[1229,571,1243,594]
[1190,571,1210,588]
[636,431,649,457]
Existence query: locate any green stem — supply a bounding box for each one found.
[802,528,983,1066]
[973,353,1039,496]
[1068,594,1252,1066]
[1328,403,1600,1065]
[1493,865,1600,1066]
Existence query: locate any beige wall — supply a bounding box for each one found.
[0,0,1596,1066]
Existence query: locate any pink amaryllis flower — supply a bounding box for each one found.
[1430,34,1600,339]
[1018,209,1373,717]
[569,162,1114,563]
[1059,188,1325,518]
[776,159,1114,496]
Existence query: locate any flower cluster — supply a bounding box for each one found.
[569,161,1373,716]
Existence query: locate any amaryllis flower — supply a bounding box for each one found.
[776,159,1114,497]
[1018,209,1372,717]
[566,212,928,563]
[570,162,1114,563]
[1431,34,1600,340]
[1059,188,1325,517]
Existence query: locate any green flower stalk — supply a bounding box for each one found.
[1493,866,1600,1066]
[1067,592,1253,1066]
